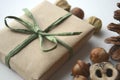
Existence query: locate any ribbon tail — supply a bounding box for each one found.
[39,32,82,36]
[38,35,58,52]
[44,13,72,32]
[5,34,38,68]
[55,37,73,59]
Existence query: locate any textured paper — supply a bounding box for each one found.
[0,1,94,80]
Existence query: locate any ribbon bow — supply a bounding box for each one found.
[4,8,81,68]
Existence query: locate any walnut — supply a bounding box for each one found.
[107,23,120,34]
[72,60,90,77]
[90,48,109,63]
[105,36,120,45]
[90,62,119,80]
[109,45,120,61]
[114,10,120,21]
[55,0,71,11]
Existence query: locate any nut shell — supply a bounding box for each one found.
[87,16,102,33]
[90,62,119,80]
[90,47,109,63]
[71,7,84,19]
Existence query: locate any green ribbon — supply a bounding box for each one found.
[4,8,81,68]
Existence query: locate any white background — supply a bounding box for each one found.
[0,0,119,80]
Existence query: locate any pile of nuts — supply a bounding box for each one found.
[55,0,102,34]
[72,47,120,80]
[55,0,84,19]
[54,0,120,80]
[71,2,120,80]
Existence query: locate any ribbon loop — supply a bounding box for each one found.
[39,35,58,52]
[4,16,35,34]
[4,8,81,68]
[44,13,72,32]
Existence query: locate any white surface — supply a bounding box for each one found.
[0,0,119,80]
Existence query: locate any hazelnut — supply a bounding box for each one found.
[71,7,84,19]
[90,47,109,63]
[87,16,102,33]
[74,75,88,80]
[72,60,90,77]
[90,62,119,80]
[55,0,71,11]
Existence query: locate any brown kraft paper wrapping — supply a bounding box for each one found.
[0,1,95,80]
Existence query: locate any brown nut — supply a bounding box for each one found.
[74,75,88,80]
[72,60,90,77]
[90,47,109,63]
[55,0,71,11]
[114,10,120,21]
[117,3,120,8]
[87,16,102,33]
[107,23,120,34]
[71,7,84,19]
[109,45,120,61]
[90,62,119,80]
[105,36,120,45]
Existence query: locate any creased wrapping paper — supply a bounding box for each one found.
[0,1,94,80]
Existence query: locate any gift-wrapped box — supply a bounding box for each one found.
[0,1,94,80]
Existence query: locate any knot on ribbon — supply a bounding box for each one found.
[4,8,81,68]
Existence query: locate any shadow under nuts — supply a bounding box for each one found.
[90,62,119,80]
[90,47,109,63]
[72,60,90,77]
[71,7,84,19]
